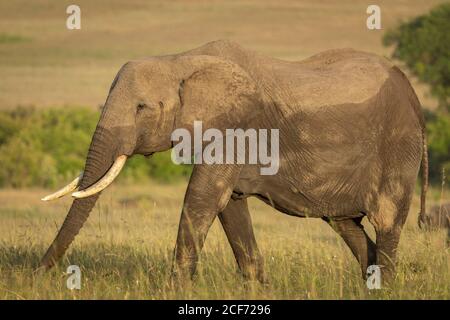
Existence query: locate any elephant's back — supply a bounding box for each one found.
[181,41,395,111]
[266,48,394,110]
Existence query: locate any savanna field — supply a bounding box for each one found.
[0,0,449,299]
[0,183,448,299]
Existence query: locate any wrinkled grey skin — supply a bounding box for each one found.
[40,40,428,284]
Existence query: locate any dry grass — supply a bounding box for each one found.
[0,182,448,299]
[0,0,446,110]
[0,0,448,300]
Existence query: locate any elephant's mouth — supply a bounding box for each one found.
[143,152,154,157]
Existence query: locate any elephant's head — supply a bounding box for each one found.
[39,55,260,269]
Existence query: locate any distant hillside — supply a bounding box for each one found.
[0,0,446,110]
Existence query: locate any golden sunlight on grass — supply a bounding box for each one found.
[0,182,448,299]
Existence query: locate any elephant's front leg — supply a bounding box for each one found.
[219,198,266,283]
[173,164,242,280]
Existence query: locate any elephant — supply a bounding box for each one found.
[40,40,428,285]
[419,203,449,243]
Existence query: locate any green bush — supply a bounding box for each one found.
[383,3,450,111]
[0,135,57,188]
[0,107,191,188]
[0,112,20,145]
[384,3,450,183]
[426,111,450,183]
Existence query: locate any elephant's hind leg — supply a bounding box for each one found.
[367,191,411,285]
[325,217,376,279]
[219,198,265,283]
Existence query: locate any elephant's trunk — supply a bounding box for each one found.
[40,127,116,270]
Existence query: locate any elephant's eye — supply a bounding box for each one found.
[136,103,147,112]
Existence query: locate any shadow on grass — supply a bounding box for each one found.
[0,243,253,299]
[0,243,172,278]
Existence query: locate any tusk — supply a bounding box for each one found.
[72,155,127,199]
[41,173,83,201]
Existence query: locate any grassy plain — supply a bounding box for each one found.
[0,182,448,299]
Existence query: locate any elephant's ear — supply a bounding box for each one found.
[175,57,261,131]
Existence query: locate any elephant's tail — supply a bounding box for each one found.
[419,128,429,229]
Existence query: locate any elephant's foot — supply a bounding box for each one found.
[238,256,267,284]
